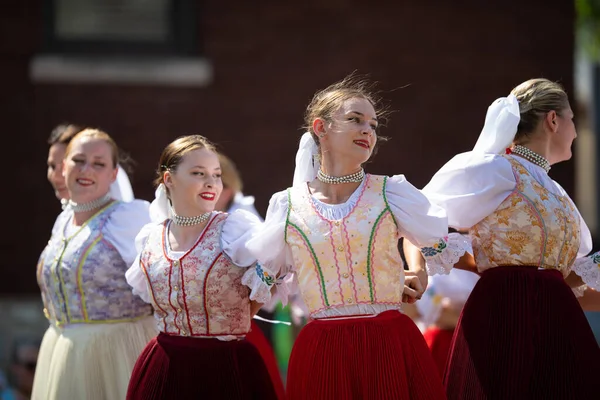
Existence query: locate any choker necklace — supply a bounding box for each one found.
[60,198,68,211]
[317,169,365,184]
[510,145,551,173]
[68,193,112,213]
[172,212,212,226]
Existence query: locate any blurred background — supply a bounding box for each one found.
[1,0,600,398]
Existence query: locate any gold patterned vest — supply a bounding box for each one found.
[470,156,580,276]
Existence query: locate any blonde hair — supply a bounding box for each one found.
[218,153,243,194]
[304,73,389,154]
[154,135,217,188]
[65,128,119,168]
[510,78,570,144]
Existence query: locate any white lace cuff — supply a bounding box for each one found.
[572,252,600,291]
[572,284,588,298]
[241,263,276,304]
[422,232,471,276]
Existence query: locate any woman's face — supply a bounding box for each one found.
[47,143,68,200]
[63,137,117,204]
[165,148,223,216]
[549,106,577,164]
[318,97,378,165]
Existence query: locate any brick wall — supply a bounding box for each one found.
[0,0,575,294]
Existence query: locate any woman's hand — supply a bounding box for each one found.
[403,240,429,293]
[402,272,424,304]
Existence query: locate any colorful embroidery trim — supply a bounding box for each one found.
[256,264,275,287]
[421,237,448,257]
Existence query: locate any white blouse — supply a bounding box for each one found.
[244,175,469,318]
[60,199,151,266]
[422,152,598,290]
[126,209,262,303]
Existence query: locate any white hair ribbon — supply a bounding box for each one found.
[108,164,135,202]
[148,183,172,223]
[472,94,520,154]
[292,132,320,186]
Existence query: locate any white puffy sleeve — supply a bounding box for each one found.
[125,221,161,304]
[104,200,151,266]
[422,152,517,230]
[125,255,151,303]
[386,175,470,275]
[243,190,295,305]
[221,209,262,267]
[553,182,600,291]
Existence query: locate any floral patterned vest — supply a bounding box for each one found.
[139,213,251,337]
[37,202,152,326]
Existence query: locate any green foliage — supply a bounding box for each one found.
[577,0,600,60]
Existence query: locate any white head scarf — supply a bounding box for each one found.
[148,183,172,223]
[472,94,520,154]
[292,132,320,186]
[108,164,134,202]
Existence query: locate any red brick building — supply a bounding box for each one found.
[1,0,575,295]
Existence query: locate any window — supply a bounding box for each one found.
[42,0,198,56]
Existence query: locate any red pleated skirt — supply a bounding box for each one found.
[286,310,446,400]
[444,266,600,399]
[245,320,286,400]
[423,327,454,378]
[126,332,278,400]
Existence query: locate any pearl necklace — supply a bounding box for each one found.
[68,193,112,213]
[172,212,212,226]
[317,169,365,184]
[511,145,551,173]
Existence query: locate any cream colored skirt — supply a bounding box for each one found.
[31,316,157,400]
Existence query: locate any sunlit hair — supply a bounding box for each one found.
[65,128,119,169]
[510,78,570,144]
[303,72,389,156]
[154,135,217,189]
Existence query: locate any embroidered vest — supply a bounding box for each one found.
[139,213,251,337]
[37,202,152,326]
[471,156,581,276]
[285,175,403,317]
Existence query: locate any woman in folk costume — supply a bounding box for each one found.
[125,135,277,399]
[415,266,479,377]
[216,153,286,400]
[32,129,156,400]
[243,75,470,400]
[45,123,136,207]
[423,78,600,399]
